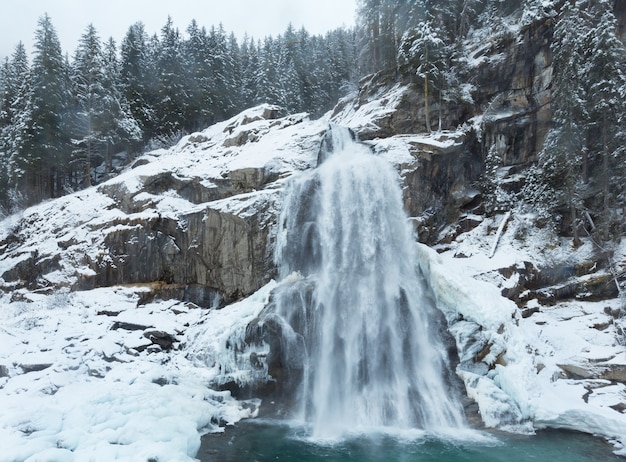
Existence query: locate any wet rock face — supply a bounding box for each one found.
[475,19,554,167]
[332,18,556,245]
[342,17,554,171]
[400,133,484,244]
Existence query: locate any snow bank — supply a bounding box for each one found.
[416,243,535,432]
[330,83,407,134]
[0,283,276,461]
[419,221,626,452]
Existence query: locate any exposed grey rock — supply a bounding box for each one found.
[70,204,272,304]
[600,364,626,383]
[474,20,554,166]
[329,18,557,247]
[19,362,53,373]
[111,321,151,331]
[399,132,483,244]
[144,330,177,350]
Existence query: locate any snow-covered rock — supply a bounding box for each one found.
[420,215,626,453]
[0,105,325,304]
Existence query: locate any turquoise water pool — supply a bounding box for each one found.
[198,420,622,462]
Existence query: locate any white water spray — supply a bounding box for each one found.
[273,126,465,438]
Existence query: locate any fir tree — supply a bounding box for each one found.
[584,1,626,240]
[154,16,188,137]
[207,24,236,121]
[527,1,588,241]
[71,24,107,187]
[398,18,446,132]
[184,20,214,130]
[100,37,141,171]
[16,14,70,203]
[120,22,152,142]
[238,35,259,110]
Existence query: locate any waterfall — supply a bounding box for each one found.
[272,126,466,438]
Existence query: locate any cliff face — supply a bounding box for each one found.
[330,16,554,246]
[0,107,322,305]
[2,5,626,459]
[475,18,553,166]
[0,13,613,314]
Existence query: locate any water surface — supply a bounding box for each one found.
[198,419,622,462]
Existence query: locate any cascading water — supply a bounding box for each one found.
[271,126,466,438]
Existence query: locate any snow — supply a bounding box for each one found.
[417,243,516,331]
[0,105,318,460]
[368,131,465,171]
[0,282,275,461]
[0,104,324,293]
[330,82,407,134]
[420,212,626,452]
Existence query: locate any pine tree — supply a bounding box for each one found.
[584,1,626,240]
[483,145,515,214]
[398,18,446,132]
[527,1,588,241]
[0,42,29,153]
[239,35,259,110]
[325,28,358,113]
[255,36,281,106]
[207,24,236,120]
[120,22,152,142]
[183,20,215,131]
[228,32,243,113]
[273,32,303,113]
[0,43,31,209]
[153,16,188,137]
[16,14,70,203]
[100,37,141,171]
[356,0,400,74]
[0,58,11,211]
[71,24,108,187]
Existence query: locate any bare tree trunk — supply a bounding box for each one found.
[438,88,442,132]
[571,203,581,247]
[424,45,431,133]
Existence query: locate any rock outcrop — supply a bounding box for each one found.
[0,105,322,305]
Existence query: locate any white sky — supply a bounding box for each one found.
[0,0,357,61]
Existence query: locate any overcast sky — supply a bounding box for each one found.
[0,0,357,60]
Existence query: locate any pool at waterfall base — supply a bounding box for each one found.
[198,419,623,462]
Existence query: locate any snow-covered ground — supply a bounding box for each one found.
[0,282,276,462]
